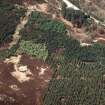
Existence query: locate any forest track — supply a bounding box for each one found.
[6,0,105,50]
[7,3,49,49]
[8,6,32,49]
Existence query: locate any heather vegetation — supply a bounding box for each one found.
[0,1,25,44]
[62,2,91,28]
[18,40,48,61]
[43,37,105,105]
[1,1,105,105]
[21,11,67,53]
[69,0,105,23]
[19,10,105,105]
[44,62,105,105]
[28,11,66,33]
[0,42,19,60]
[9,9,104,104]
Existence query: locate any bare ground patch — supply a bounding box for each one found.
[0,54,52,105]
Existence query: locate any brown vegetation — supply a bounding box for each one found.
[0,54,52,105]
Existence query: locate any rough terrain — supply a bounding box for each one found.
[0,54,52,105]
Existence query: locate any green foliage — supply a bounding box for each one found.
[43,33,105,105]
[19,40,48,61]
[0,1,25,44]
[62,7,90,27]
[44,50,105,105]
[0,1,14,12]
[28,11,66,33]
[0,44,18,60]
[45,32,67,53]
[20,10,105,105]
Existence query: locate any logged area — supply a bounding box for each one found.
[0,55,52,105]
[0,0,105,105]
